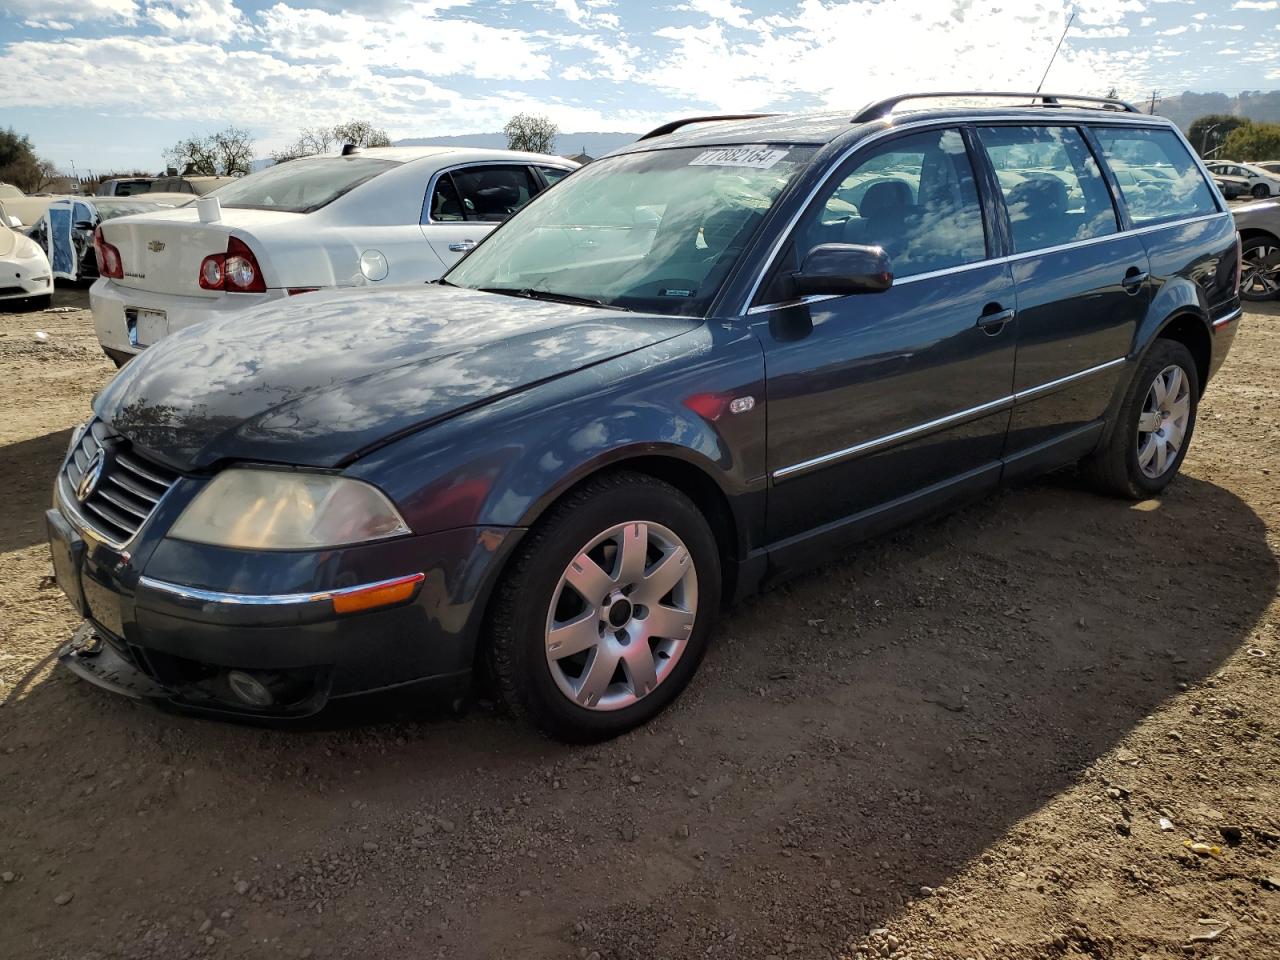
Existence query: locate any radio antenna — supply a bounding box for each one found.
[1036,8,1075,93]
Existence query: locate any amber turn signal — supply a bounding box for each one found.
[331,573,425,615]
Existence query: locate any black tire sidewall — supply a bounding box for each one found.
[1119,340,1200,496]
[1240,237,1278,302]
[501,478,721,740]
[1252,184,1269,199]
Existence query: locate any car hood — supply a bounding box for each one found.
[96,284,699,470]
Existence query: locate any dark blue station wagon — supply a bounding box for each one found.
[48,92,1242,740]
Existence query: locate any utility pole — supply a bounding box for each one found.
[1147,90,1160,115]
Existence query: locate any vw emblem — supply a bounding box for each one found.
[76,450,104,502]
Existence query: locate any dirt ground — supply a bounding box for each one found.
[0,288,1277,960]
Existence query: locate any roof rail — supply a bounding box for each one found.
[851,91,1140,124]
[638,114,779,141]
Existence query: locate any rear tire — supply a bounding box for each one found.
[1240,236,1280,301]
[1083,339,1199,499]
[487,471,721,742]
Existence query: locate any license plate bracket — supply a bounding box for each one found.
[47,509,87,617]
[125,307,167,348]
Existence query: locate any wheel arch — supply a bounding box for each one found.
[1151,310,1212,397]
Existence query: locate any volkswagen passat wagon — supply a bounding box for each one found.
[48,93,1242,741]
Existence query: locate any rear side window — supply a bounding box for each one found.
[450,166,539,222]
[1092,127,1218,225]
[212,157,398,214]
[795,127,987,279]
[976,126,1117,253]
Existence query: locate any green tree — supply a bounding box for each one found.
[1187,114,1246,158]
[503,113,558,155]
[164,126,255,176]
[332,120,391,149]
[0,126,47,192]
[1220,121,1280,162]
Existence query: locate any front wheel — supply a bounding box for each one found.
[1252,183,1270,199]
[1241,236,1280,301]
[1083,339,1199,499]
[487,471,721,742]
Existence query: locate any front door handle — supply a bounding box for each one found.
[448,240,477,253]
[1121,267,1149,294]
[977,306,1014,335]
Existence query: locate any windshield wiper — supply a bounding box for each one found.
[476,287,629,311]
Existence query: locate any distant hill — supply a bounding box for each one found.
[393,131,641,158]
[1154,90,1280,131]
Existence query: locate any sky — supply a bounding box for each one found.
[1,0,1278,173]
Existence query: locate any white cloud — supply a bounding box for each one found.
[22,18,74,29]
[3,0,136,22]
[675,0,752,29]
[1192,11,1209,19]
[1159,24,1189,34]
[1232,0,1278,9]
[148,0,249,42]
[258,3,553,80]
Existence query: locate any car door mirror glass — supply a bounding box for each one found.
[795,243,893,296]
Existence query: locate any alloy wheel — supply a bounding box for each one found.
[544,521,698,711]
[1241,241,1280,300]
[1136,364,1191,479]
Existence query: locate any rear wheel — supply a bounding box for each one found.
[1083,339,1199,499]
[1241,236,1280,301]
[487,471,720,742]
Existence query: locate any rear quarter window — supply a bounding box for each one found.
[1091,127,1219,226]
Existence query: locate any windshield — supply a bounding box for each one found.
[446,144,817,316]
[210,157,397,214]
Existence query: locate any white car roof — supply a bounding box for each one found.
[305,146,576,166]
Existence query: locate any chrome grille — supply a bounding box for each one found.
[60,420,179,545]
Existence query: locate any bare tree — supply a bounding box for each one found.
[503,113,558,155]
[332,120,392,148]
[164,126,255,176]
[272,126,340,164]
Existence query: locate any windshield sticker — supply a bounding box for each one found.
[661,288,695,298]
[689,147,789,169]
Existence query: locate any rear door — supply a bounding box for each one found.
[421,164,542,269]
[972,124,1148,476]
[755,126,1016,558]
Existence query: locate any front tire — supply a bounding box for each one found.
[1252,183,1270,199]
[487,471,721,742]
[1083,339,1199,499]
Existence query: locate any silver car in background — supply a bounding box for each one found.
[1233,199,1280,301]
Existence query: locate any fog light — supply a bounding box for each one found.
[227,670,274,707]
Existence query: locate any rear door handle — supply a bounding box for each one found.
[1121,267,1148,294]
[976,306,1014,335]
[448,240,477,252]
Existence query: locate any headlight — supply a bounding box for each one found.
[169,469,411,549]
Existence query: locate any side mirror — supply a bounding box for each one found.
[795,243,893,296]
[74,220,95,231]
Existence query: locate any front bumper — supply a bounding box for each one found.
[0,262,52,301]
[47,495,523,719]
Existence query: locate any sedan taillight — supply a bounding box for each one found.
[198,236,267,293]
[93,227,123,279]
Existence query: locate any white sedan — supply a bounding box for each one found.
[90,147,577,365]
[1205,160,1280,200]
[0,201,54,309]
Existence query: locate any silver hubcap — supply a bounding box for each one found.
[1241,242,1280,298]
[1136,364,1191,479]
[545,521,697,711]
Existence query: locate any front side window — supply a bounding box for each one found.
[977,125,1117,253]
[793,127,988,280]
[1091,127,1218,225]
[446,144,817,316]
[539,166,571,186]
[209,157,397,214]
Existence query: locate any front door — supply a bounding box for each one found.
[753,126,1016,558]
